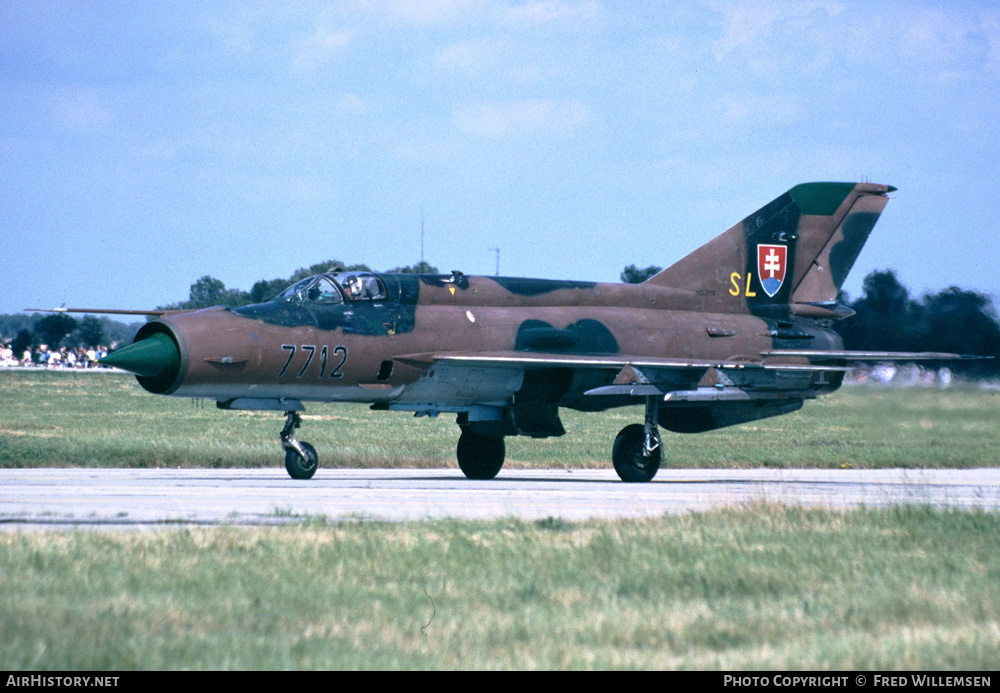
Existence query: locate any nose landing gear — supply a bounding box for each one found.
[281,410,318,479]
[612,396,662,483]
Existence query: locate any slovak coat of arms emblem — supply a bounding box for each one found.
[757,244,787,298]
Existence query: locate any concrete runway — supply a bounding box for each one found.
[1,467,997,529]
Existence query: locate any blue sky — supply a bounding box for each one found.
[3,1,999,314]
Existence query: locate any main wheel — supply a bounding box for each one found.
[612,424,661,483]
[456,430,505,480]
[285,441,318,480]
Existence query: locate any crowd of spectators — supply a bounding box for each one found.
[0,340,115,369]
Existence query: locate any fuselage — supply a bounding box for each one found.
[128,272,844,411]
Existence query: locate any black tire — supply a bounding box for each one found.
[612,424,661,483]
[285,441,318,480]
[456,430,505,480]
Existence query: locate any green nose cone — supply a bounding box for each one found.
[101,332,180,378]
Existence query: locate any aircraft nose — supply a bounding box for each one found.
[100,332,180,378]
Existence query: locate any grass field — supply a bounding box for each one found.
[1,370,998,470]
[1,506,998,670]
[2,371,998,670]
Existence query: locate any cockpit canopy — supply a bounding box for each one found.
[274,272,387,305]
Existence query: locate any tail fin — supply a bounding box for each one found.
[646,182,895,316]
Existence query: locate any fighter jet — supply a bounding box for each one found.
[50,182,979,481]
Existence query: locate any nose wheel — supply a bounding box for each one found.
[612,396,662,483]
[281,411,318,479]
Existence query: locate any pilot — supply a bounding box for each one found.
[343,276,362,301]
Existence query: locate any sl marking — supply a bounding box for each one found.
[728,272,757,298]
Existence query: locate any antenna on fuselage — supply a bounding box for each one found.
[489,246,500,276]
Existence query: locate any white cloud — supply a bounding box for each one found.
[713,93,802,127]
[436,38,509,74]
[344,0,491,26]
[334,94,367,116]
[434,36,566,84]
[247,173,338,203]
[499,0,600,28]
[292,26,351,72]
[983,9,1000,71]
[705,1,999,86]
[707,1,844,62]
[896,9,992,76]
[454,98,588,136]
[340,0,599,29]
[133,139,179,162]
[708,1,782,62]
[204,18,256,55]
[393,0,489,24]
[51,89,113,133]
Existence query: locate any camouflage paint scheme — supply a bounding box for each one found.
[83,182,976,481]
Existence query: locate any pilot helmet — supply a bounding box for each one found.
[345,276,362,297]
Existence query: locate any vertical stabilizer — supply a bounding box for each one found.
[645,182,895,315]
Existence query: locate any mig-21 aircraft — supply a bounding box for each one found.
[41,182,980,481]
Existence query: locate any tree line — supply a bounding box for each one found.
[832,270,1000,377]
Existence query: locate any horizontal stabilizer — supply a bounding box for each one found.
[762,350,990,361]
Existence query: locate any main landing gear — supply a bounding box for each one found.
[456,429,506,480]
[281,410,318,480]
[612,396,662,483]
